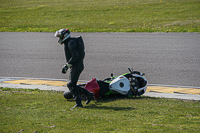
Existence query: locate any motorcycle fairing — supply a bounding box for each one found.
[85,78,110,98]
[109,75,130,95]
[85,78,100,98]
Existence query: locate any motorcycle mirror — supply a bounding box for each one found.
[111,73,113,77]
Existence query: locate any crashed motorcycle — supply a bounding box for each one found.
[63,68,148,99]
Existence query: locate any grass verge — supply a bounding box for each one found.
[0,0,199,32]
[0,87,200,133]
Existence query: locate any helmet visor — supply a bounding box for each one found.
[54,29,64,37]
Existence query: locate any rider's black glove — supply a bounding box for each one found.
[62,65,68,74]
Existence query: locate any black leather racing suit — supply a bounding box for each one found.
[63,36,90,105]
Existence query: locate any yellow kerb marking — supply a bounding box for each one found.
[3,79,83,87]
[147,86,200,95]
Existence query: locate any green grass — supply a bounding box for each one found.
[0,0,199,32]
[0,88,200,133]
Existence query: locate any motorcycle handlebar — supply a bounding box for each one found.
[128,68,145,76]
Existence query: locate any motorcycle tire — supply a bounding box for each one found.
[63,91,73,99]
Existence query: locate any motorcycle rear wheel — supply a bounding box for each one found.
[63,91,73,99]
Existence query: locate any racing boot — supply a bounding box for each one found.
[77,86,94,104]
[71,95,83,109]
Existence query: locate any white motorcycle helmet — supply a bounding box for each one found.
[54,29,71,44]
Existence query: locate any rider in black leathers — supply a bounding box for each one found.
[54,29,94,109]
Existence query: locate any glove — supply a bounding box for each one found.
[62,65,68,74]
[61,64,72,74]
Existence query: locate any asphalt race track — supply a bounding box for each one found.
[0,32,200,87]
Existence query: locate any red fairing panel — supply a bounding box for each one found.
[85,78,100,98]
